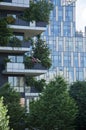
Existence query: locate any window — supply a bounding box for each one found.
[8,56,23,63]
[8,76,24,87]
[73,53,78,67]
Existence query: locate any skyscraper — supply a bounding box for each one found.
[42,0,86,82]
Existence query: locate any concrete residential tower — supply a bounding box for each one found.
[0,0,47,109]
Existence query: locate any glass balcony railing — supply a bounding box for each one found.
[25,87,40,93]
[11,17,47,27]
[5,62,46,71]
[0,0,30,9]
[0,40,31,48]
[13,17,30,26]
[28,63,46,70]
[8,41,31,48]
[1,0,29,5]
[6,63,24,70]
[2,0,12,3]
[8,17,47,37]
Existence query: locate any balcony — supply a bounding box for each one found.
[0,46,29,53]
[2,63,47,76]
[25,87,39,97]
[9,18,47,37]
[0,40,31,53]
[0,0,29,10]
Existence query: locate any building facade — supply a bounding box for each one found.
[0,0,47,109]
[41,0,86,82]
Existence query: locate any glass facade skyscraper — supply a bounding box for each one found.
[41,0,86,82]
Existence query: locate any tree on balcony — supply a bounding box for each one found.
[24,38,51,69]
[33,38,52,69]
[9,37,22,47]
[6,15,16,24]
[24,56,41,69]
[23,0,53,23]
[0,19,12,46]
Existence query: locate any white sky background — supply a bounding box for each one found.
[76,0,86,32]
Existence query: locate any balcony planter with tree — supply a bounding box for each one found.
[6,15,16,24]
[23,0,53,24]
[33,38,52,69]
[9,37,22,47]
[0,19,12,46]
[24,56,41,69]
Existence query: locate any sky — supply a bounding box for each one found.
[76,0,86,32]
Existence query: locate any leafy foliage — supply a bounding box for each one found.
[23,0,53,23]
[24,56,35,69]
[9,37,21,47]
[0,84,26,130]
[6,16,16,24]
[25,76,46,92]
[33,38,52,69]
[69,81,86,130]
[0,97,10,130]
[27,76,78,130]
[0,19,12,46]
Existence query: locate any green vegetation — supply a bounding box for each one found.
[25,76,46,92]
[0,97,10,130]
[33,38,52,69]
[9,37,22,47]
[69,81,86,130]
[1,77,86,130]
[0,84,26,130]
[6,16,16,24]
[0,19,12,46]
[23,0,53,23]
[24,38,51,69]
[24,56,38,69]
[27,76,78,130]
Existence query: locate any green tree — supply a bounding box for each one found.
[27,76,78,130]
[33,38,52,69]
[0,84,26,130]
[0,97,10,130]
[23,0,53,23]
[0,19,12,46]
[69,81,86,130]
[25,76,46,92]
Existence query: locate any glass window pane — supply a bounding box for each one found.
[17,56,23,63]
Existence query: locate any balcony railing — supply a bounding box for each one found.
[2,0,12,2]
[3,62,47,75]
[0,0,30,10]
[25,87,39,93]
[0,41,31,48]
[8,41,31,48]
[13,17,30,26]
[5,63,46,70]
[32,63,46,70]
[10,17,47,27]
[1,0,29,5]
[6,62,24,70]
[0,40,31,53]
